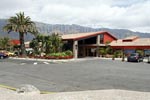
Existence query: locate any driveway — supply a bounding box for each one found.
[0,58,150,92]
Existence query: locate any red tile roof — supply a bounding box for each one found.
[110,37,150,46]
[10,40,20,45]
[61,31,117,41]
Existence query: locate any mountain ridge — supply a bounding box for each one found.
[0,19,150,41]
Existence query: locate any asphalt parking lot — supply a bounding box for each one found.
[0,58,150,92]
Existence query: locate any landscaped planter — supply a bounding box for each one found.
[45,55,73,59]
[18,55,27,58]
[66,56,73,59]
[28,55,34,58]
[21,55,73,59]
[45,56,56,59]
[33,56,40,58]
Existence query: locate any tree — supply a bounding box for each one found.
[99,48,107,57]
[0,37,10,50]
[50,33,63,53]
[3,12,38,56]
[105,41,113,54]
[45,36,52,54]
[36,35,45,52]
[29,38,39,55]
[30,33,63,55]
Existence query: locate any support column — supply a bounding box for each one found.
[122,49,125,62]
[73,40,78,58]
[96,35,100,57]
[83,40,86,57]
[112,49,115,60]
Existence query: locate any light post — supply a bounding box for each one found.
[122,49,125,62]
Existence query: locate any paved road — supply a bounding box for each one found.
[0,58,150,92]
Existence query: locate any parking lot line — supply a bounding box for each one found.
[43,62,49,64]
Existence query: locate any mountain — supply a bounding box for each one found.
[1,19,150,41]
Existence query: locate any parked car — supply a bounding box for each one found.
[5,51,15,56]
[0,52,8,59]
[0,50,15,57]
[127,53,143,62]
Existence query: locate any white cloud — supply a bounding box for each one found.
[0,0,150,33]
[109,0,150,32]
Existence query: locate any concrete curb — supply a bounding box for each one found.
[9,57,75,63]
[0,84,16,91]
[0,84,55,94]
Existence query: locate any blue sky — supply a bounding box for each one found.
[0,0,150,33]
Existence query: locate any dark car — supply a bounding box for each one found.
[0,52,8,59]
[127,53,143,62]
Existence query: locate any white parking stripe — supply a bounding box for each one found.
[20,63,26,65]
[20,62,51,65]
[33,62,38,65]
[43,62,49,64]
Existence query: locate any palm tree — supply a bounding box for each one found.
[3,12,38,56]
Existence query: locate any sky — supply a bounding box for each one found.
[0,0,150,33]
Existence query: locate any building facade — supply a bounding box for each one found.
[110,36,150,56]
[62,31,117,58]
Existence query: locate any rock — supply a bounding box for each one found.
[16,84,40,94]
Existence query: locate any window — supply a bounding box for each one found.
[100,34,104,44]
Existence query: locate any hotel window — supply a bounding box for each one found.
[100,34,104,44]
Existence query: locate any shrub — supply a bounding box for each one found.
[64,50,73,56]
[46,50,73,59]
[136,50,144,56]
[48,52,68,57]
[114,50,122,58]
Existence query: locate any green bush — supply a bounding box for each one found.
[64,50,73,56]
[99,48,107,57]
[136,50,144,56]
[114,50,122,58]
[47,50,73,57]
[48,52,67,57]
[60,52,68,57]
